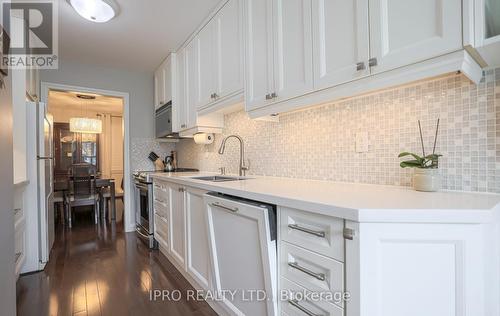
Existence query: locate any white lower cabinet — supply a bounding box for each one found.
[168,183,186,268]
[280,207,344,261]
[185,187,211,290]
[280,242,344,309]
[205,193,277,316]
[280,277,344,316]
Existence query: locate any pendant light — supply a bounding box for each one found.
[69,94,102,134]
[68,0,118,23]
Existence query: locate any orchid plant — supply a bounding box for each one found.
[399,119,442,169]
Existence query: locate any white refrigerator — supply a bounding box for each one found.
[36,101,55,265]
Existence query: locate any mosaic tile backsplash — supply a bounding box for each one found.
[176,69,500,193]
[131,138,176,172]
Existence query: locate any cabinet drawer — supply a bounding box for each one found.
[280,207,344,261]
[280,277,343,316]
[154,199,168,218]
[154,214,169,249]
[281,242,344,308]
[153,182,169,203]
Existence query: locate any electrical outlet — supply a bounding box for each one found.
[355,132,369,153]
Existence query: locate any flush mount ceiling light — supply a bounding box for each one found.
[68,0,118,23]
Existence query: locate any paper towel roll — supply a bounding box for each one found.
[194,133,214,145]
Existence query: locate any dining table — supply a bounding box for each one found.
[54,176,116,222]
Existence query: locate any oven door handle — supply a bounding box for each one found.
[136,227,150,239]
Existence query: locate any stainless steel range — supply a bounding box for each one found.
[133,169,198,249]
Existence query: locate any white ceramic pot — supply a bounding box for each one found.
[412,168,441,192]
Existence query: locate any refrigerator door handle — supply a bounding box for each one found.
[37,156,53,160]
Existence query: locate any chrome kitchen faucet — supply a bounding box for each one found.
[218,135,249,177]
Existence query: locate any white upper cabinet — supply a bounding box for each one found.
[368,0,462,74]
[245,0,313,111]
[244,0,275,111]
[272,0,314,102]
[154,55,175,110]
[196,0,244,111]
[215,0,244,100]
[196,19,217,109]
[311,0,370,89]
[185,40,199,130]
[470,0,500,67]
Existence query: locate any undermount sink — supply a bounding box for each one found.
[190,176,250,182]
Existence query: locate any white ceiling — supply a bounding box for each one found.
[48,90,123,114]
[58,0,221,72]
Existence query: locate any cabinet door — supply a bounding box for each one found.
[196,20,216,110]
[214,0,244,99]
[312,0,370,89]
[184,40,198,130]
[369,0,462,74]
[205,194,277,316]
[168,183,186,268]
[174,49,186,132]
[272,0,314,102]
[244,0,275,111]
[154,67,161,109]
[162,56,172,103]
[185,187,211,290]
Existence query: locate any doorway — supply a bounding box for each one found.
[41,82,132,232]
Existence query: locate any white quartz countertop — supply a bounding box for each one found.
[150,172,500,224]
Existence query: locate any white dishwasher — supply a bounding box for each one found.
[204,192,277,316]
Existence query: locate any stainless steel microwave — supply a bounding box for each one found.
[155,102,175,138]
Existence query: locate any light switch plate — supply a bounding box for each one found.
[355,131,369,153]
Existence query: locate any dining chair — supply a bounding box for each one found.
[100,178,124,221]
[65,163,100,227]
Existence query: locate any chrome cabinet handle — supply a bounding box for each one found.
[288,262,325,281]
[210,93,215,99]
[368,57,378,67]
[213,93,219,99]
[210,202,238,212]
[356,61,366,71]
[178,187,185,192]
[288,299,324,316]
[265,94,272,100]
[271,92,277,98]
[288,224,326,238]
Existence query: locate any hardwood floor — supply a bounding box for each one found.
[16,214,217,316]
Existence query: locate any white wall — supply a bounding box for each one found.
[0,72,17,316]
[41,58,154,139]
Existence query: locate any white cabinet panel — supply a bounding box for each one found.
[280,278,344,316]
[312,0,370,89]
[196,20,217,109]
[280,207,344,262]
[185,187,211,290]
[215,0,244,99]
[350,222,487,316]
[168,183,186,267]
[369,0,462,74]
[244,0,275,111]
[205,194,277,316]
[175,48,187,131]
[185,40,198,130]
[273,0,313,102]
[281,242,344,308]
